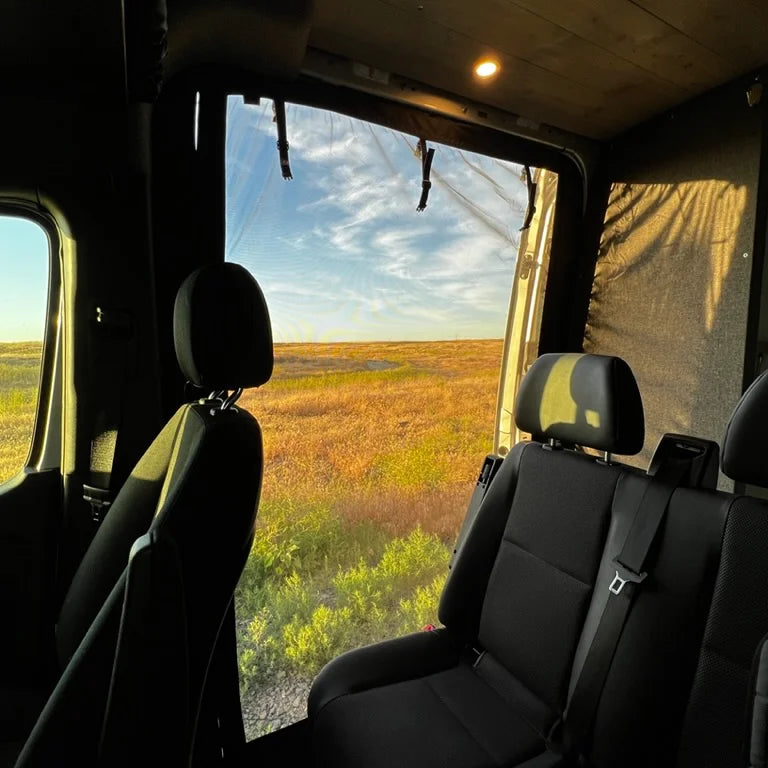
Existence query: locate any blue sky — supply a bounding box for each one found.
[0,216,49,342]
[226,96,530,342]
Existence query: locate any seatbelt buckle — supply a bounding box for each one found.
[608,558,647,595]
[83,484,112,524]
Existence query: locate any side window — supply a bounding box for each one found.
[225,96,554,738]
[0,216,50,485]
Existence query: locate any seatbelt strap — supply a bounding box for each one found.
[416,138,435,211]
[193,600,246,762]
[99,531,189,767]
[561,448,700,758]
[83,306,133,524]
[273,99,293,180]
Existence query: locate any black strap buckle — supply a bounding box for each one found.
[608,558,647,595]
[416,138,435,211]
[83,484,112,523]
[274,100,293,180]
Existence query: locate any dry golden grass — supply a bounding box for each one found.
[0,338,502,538]
[239,339,502,541]
[0,342,42,484]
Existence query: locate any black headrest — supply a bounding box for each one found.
[514,353,644,455]
[722,370,768,486]
[174,263,274,391]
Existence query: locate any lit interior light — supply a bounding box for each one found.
[474,60,499,79]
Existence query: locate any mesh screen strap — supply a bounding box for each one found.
[416,137,435,211]
[274,99,293,180]
[520,165,537,231]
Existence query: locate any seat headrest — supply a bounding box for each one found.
[174,263,274,391]
[514,353,644,455]
[722,370,768,486]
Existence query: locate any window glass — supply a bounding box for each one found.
[226,96,549,738]
[0,216,49,484]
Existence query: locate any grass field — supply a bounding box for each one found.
[0,342,43,483]
[234,340,501,700]
[0,338,502,731]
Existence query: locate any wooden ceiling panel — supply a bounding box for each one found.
[308,0,768,139]
[506,0,737,91]
[632,0,768,64]
[380,0,687,103]
[311,0,669,136]
[310,26,616,137]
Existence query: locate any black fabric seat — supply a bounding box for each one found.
[313,637,546,767]
[585,472,731,767]
[309,353,646,768]
[12,262,273,767]
[307,353,741,768]
[676,369,768,768]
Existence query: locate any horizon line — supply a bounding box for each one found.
[1,337,506,344]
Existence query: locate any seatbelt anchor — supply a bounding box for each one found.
[83,484,112,524]
[608,558,647,595]
[94,306,133,338]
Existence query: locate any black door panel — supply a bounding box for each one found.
[0,469,62,740]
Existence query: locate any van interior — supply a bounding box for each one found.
[1,1,768,766]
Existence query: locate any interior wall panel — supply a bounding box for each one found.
[583,79,763,483]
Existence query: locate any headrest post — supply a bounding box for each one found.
[221,388,243,411]
[207,387,244,416]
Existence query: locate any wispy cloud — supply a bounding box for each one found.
[225,96,533,341]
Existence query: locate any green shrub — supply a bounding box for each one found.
[235,507,453,692]
[280,528,450,672]
[397,573,446,634]
[235,499,343,618]
[283,604,355,673]
[333,528,448,611]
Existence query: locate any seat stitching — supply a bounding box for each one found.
[421,675,506,767]
[500,537,592,589]
[472,661,552,742]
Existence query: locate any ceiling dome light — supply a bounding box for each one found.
[474,60,499,79]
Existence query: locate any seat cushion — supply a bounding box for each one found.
[477,445,621,711]
[312,661,548,768]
